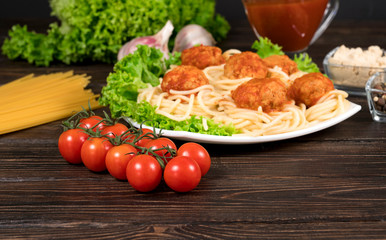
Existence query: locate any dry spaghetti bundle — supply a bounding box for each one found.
[0,71,100,135]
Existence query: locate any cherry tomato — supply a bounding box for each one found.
[101,123,129,139]
[164,156,201,192]
[81,137,113,172]
[79,115,106,132]
[126,154,162,192]
[130,128,155,147]
[58,129,89,164]
[105,144,137,180]
[145,137,177,162]
[177,142,211,176]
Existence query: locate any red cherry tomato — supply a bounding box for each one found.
[145,138,177,164]
[58,129,89,164]
[105,144,137,180]
[81,137,113,172]
[164,156,201,192]
[126,154,162,192]
[79,115,106,132]
[101,123,129,139]
[129,128,155,147]
[177,142,211,176]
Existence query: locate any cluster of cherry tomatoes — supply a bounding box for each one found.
[57,110,211,193]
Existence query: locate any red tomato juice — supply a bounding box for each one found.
[243,0,329,52]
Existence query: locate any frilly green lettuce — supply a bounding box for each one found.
[2,0,230,66]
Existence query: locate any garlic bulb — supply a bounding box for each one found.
[173,24,216,52]
[118,20,174,61]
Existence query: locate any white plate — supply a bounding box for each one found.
[124,102,361,144]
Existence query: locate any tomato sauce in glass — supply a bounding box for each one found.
[243,0,329,52]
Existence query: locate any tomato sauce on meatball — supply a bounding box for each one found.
[262,54,298,75]
[224,51,268,79]
[181,45,225,70]
[231,77,289,112]
[161,65,209,93]
[287,72,334,107]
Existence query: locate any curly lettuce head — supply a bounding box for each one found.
[2,0,230,66]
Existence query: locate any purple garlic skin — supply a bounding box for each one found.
[173,24,216,53]
[117,20,174,61]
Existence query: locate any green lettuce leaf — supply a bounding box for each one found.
[251,37,284,58]
[99,45,166,117]
[1,25,58,66]
[293,53,320,73]
[132,102,236,136]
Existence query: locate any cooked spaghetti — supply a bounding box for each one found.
[137,49,350,137]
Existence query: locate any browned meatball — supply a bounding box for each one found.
[161,65,209,93]
[231,77,289,113]
[224,51,268,79]
[181,45,225,70]
[262,54,299,75]
[287,72,335,107]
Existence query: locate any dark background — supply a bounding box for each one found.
[0,0,385,20]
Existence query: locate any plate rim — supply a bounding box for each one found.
[123,101,362,144]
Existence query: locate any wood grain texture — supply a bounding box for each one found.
[0,18,386,239]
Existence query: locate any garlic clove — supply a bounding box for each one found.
[153,20,174,58]
[117,20,174,61]
[173,24,216,53]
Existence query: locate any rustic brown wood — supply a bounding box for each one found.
[1,17,386,239]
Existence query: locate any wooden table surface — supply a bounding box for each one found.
[1,18,386,239]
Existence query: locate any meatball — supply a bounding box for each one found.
[262,54,298,75]
[287,72,334,107]
[224,51,268,79]
[231,77,288,113]
[161,65,209,93]
[181,45,225,70]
